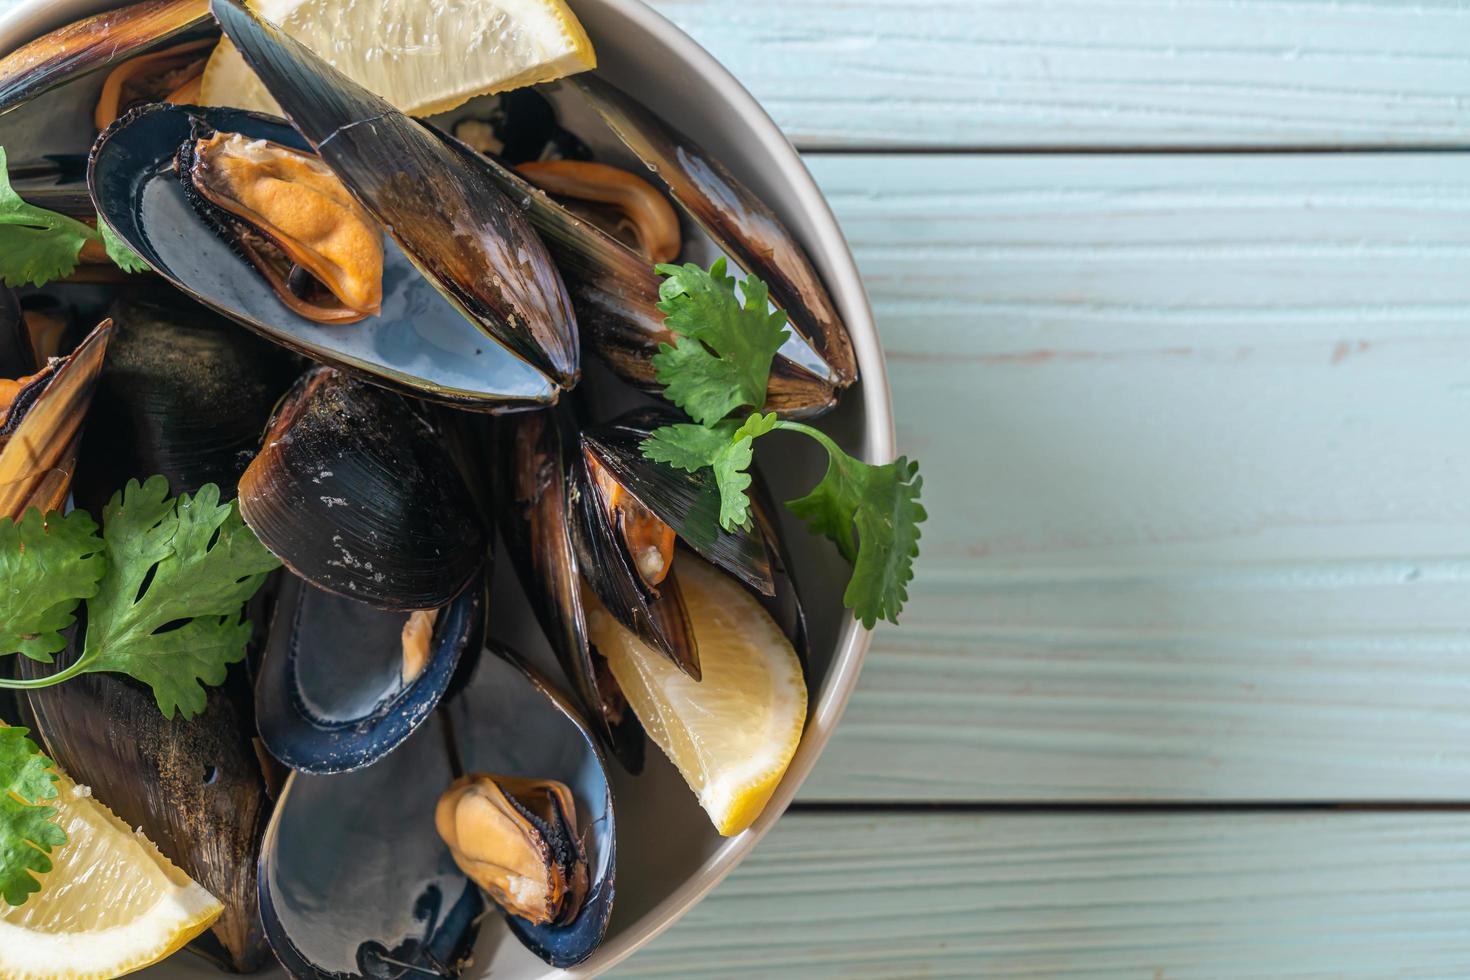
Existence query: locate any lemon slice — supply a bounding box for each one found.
[200,0,596,117]
[588,558,807,836]
[0,759,222,980]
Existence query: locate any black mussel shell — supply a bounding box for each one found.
[0,0,213,117]
[568,74,858,389]
[90,102,561,410]
[209,0,580,390]
[445,647,616,968]
[581,407,775,596]
[238,368,488,611]
[748,468,811,668]
[0,288,35,379]
[257,711,484,980]
[21,654,271,971]
[255,570,485,774]
[451,88,591,165]
[72,292,297,518]
[430,124,840,420]
[498,405,645,772]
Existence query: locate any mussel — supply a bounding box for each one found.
[253,569,486,774]
[0,313,111,521]
[238,367,489,611]
[258,647,615,974]
[94,36,213,129]
[71,291,297,517]
[0,0,212,118]
[178,128,385,324]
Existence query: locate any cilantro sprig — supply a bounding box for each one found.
[0,146,148,287]
[642,262,925,628]
[0,725,66,907]
[0,477,281,719]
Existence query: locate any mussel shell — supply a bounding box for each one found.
[210,0,580,391]
[0,288,36,381]
[0,319,111,522]
[0,0,212,117]
[498,405,645,771]
[21,655,271,972]
[580,407,775,596]
[239,368,488,611]
[89,103,560,410]
[431,124,839,420]
[255,571,485,774]
[568,74,857,389]
[445,647,616,968]
[257,712,485,980]
[72,292,297,517]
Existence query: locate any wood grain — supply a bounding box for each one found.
[797,152,1470,801]
[615,812,1470,978]
[644,0,1470,149]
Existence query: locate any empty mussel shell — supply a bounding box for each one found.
[238,367,488,611]
[71,292,297,517]
[443,647,616,968]
[0,0,212,117]
[255,570,485,774]
[257,711,485,980]
[210,0,580,390]
[498,405,645,772]
[89,102,561,410]
[568,74,858,389]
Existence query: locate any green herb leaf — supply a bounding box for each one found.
[0,725,66,907]
[96,213,149,274]
[79,477,281,719]
[643,413,780,532]
[0,148,95,288]
[782,425,925,628]
[0,508,106,664]
[650,259,790,425]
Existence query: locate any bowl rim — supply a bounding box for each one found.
[0,0,896,975]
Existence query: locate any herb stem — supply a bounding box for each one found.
[0,657,90,689]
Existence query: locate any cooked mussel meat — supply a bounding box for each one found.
[178,128,384,324]
[238,367,488,610]
[517,160,680,263]
[436,773,589,927]
[0,0,212,117]
[94,36,212,129]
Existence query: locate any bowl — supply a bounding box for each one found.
[0,0,894,976]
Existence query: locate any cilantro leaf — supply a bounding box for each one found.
[0,509,105,664]
[80,477,281,719]
[782,427,925,628]
[643,413,779,531]
[650,259,790,425]
[96,214,149,274]
[0,148,95,288]
[0,725,66,907]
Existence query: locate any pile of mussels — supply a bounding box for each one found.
[0,0,857,974]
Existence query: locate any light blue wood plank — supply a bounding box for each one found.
[797,152,1470,801]
[645,0,1470,149]
[615,812,1470,978]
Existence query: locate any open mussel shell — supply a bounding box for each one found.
[444,646,616,968]
[431,125,839,420]
[209,0,580,390]
[498,405,645,772]
[567,74,858,390]
[239,367,488,611]
[255,570,485,774]
[72,292,297,516]
[22,658,271,971]
[89,103,560,410]
[0,0,212,117]
[0,318,111,521]
[257,712,485,980]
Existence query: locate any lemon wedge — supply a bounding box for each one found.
[200,0,597,117]
[0,758,222,980]
[588,557,808,836]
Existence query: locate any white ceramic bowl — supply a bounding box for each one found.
[0,1,893,976]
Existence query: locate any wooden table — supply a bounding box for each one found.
[614,1,1470,976]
